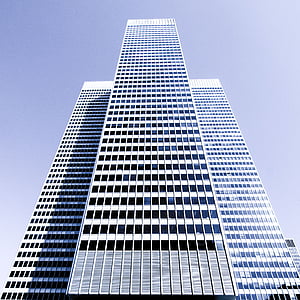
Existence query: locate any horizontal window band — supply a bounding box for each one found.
[91,184,211,193]
[83,224,221,235]
[79,239,221,251]
[88,196,215,205]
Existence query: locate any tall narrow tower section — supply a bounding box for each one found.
[68,18,236,298]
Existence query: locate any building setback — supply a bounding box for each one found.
[1,18,300,300]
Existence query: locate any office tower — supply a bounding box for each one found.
[286,239,300,275]
[190,79,300,299]
[67,19,236,299]
[1,18,299,300]
[1,81,112,300]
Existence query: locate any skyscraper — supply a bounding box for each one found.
[1,18,299,300]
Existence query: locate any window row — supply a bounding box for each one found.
[108,109,195,115]
[115,71,186,77]
[85,209,218,220]
[94,172,209,182]
[98,153,205,162]
[110,103,193,109]
[10,270,70,279]
[111,98,192,103]
[33,211,83,217]
[215,183,263,189]
[79,238,219,251]
[24,233,78,241]
[102,137,202,144]
[210,161,253,166]
[88,196,215,206]
[114,78,187,84]
[4,281,68,290]
[16,250,75,259]
[103,129,200,136]
[227,233,284,241]
[232,258,292,268]
[83,223,221,235]
[13,259,72,268]
[27,225,81,232]
[30,218,82,224]
[215,189,264,195]
[107,115,196,122]
[96,162,207,172]
[100,144,203,152]
[91,183,212,193]
[106,122,198,128]
[20,242,76,250]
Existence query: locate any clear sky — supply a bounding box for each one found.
[1,0,300,291]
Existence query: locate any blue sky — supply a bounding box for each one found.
[1,0,300,290]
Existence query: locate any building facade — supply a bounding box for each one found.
[286,239,300,275]
[1,18,300,300]
[1,81,112,300]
